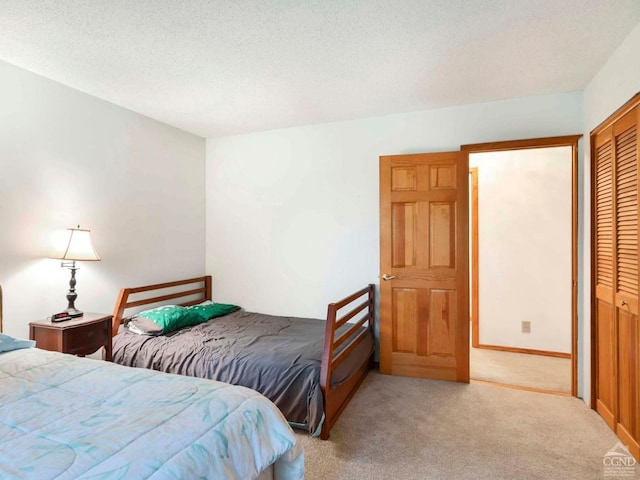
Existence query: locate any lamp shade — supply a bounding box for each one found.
[51,227,101,261]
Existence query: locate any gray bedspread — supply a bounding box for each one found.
[112,310,374,436]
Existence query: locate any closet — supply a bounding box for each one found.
[592,94,639,459]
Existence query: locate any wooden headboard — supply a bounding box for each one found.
[111,276,212,336]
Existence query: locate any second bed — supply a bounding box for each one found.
[111,276,375,439]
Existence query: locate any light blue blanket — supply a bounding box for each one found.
[0,348,304,479]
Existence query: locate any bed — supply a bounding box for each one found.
[111,276,375,440]
[0,287,304,480]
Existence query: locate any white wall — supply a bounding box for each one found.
[470,147,572,354]
[581,21,640,405]
[205,92,583,331]
[0,60,206,338]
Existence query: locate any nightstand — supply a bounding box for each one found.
[29,313,113,361]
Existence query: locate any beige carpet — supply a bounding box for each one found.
[296,371,626,480]
[470,347,571,393]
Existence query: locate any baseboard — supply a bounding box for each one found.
[470,379,572,397]
[475,343,571,359]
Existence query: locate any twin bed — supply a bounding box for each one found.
[110,276,376,440]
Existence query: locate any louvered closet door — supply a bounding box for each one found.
[595,128,616,430]
[594,105,640,460]
[613,108,639,457]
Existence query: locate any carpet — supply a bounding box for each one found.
[297,371,627,480]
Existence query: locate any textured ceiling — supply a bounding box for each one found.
[1,1,639,138]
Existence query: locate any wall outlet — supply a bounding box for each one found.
[522,321,531,333]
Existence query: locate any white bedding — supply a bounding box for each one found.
[0,347,304,479]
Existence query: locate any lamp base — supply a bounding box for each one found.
[65,308,84,318]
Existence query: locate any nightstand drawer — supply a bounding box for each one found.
[65,321,110,356]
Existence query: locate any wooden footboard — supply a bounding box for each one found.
[319,284,375,440]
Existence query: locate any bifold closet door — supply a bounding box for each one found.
[594,127,616,430]
[594,105,639,459]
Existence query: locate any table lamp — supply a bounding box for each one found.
[50,226,101,318]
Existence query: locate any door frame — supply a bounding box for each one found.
[462,135,581,397]
[469,167,479,347]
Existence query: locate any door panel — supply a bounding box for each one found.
[617,309,638,452]
[596,298,616,429]
[392,203,417,267]
[430,203,455,268]
[380,151,469,382]
[427,289,457,356]
[392,288,418,353]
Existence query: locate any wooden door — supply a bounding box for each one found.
[593,104,639,459]
[379,152,469,382]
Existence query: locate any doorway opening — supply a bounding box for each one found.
[462,136,580,396]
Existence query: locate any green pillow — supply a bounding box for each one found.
[187,303,240,321]
[138,305,203,334]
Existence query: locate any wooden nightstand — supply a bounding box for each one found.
[29,313,113,361]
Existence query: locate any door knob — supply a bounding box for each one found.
[382,274,397,281]
[621,300,627,306]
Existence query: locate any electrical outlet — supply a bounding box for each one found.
[522,321,531,333]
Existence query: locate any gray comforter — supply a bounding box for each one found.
[113,310,373,435]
